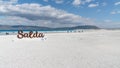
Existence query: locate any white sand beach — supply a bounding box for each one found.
[0,30,120,68]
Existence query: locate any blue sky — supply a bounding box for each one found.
[0,0,120,28]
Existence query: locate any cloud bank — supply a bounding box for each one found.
[0,0,94,27]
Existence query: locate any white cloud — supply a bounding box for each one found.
[88,3,99,8]
[72,0,92,6]
[72,0,81,6]
[111,11,120,14]
[97,9,101,12]
[85,0,92,3]
[102,2,107,6]
[104,20,112,23]
[54,0,64,4]
[43,0,48,2]
[0,1,94,27]
[115,2,120,5]
[111,11,116,14]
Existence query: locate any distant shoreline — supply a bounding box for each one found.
[0,29,118,35]
[0,29,94,35]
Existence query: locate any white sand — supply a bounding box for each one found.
[0,30,120,68]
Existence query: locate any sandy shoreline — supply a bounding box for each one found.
[0,30,120,68]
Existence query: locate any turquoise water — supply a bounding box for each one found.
[0,30,68,33]
[0,30,69,35]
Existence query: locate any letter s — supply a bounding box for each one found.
[17,30,23,39]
